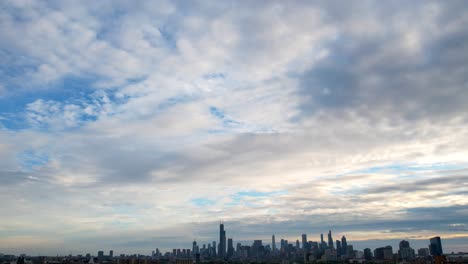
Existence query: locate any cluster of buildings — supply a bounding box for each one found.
[147,224,454,263]
[1,224,467,263]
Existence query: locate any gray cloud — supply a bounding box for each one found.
[297,0,468,122]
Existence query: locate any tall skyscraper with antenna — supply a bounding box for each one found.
[218,223,226,257]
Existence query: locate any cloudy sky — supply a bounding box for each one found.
[1,0,468,256]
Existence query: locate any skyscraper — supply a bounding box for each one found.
[336,240,342,257]
[227,238,234,258]
[296,239,300,249]
[252,240,263,258]
[301,234,307,250]
[341,236,347,255]
[212,241,217,256]
[364,248,372,260]
[327,230,333,248]
[272,235,276,252]
[219,223,226,257]
[193,240,197,255]
[320,233,325,249]
[429,236,443,256]
[399,240,415,261]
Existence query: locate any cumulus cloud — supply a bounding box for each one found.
[0,0,467,255]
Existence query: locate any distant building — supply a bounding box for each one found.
[418,248,429,257]
[272,235,276,252]
[384,246,393,260]
[309,241,319,253]
[218,223,226,257]
[323,248,337,261]
[212,241,216,256]
[347,245,354,258]
[446,253,468,262]
[355,250,364,259]
[192,240,197,254]
[375,246,393,260]
[336,240,342,257]
[227,238,234,258]
[251,240,264,259]
[429,236,443,256]
[341,236,347,256]
[327,230,334,249]
[302,234,308,250]
[364,248,372,260]
[399,240,415,261]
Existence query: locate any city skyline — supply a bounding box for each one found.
[1,0,468,256]
[0,222,462,256]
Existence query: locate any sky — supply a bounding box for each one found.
[1,0,468,256]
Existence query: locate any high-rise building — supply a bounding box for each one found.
[374,246,393,260]
[374,247,385,260]
[399,240,410,249]
[97,251,104,261]
[399,240,415,261]
[212,241,216,256]
[327,230,334,248]
[336,240,342,257]
[227,238,234,258]
[193,240,197,254]
[383,246,393,260]
[341,236,347,255]
[296,239,300,249]
[272,235,276,252]
[252,240,263,258]
[347,245,355,258]
[429,237,443,256]
[418,248,429,257]
[320,233,327,250]
[219,223,226,257]
[309,241,319,252]
[364,248,372,260]
[109,250,113,258]
[302,234,308,250]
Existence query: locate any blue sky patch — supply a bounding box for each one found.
[353,162,466,175]
[191,198,216,207]
[17,150,49,171]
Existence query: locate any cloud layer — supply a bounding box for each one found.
[1,0,468,255]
